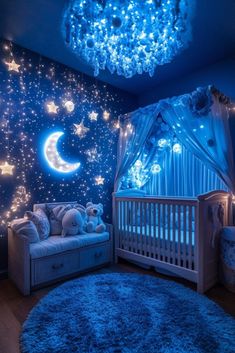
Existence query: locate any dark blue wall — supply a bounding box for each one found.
[0,40,137,272]
[139,56,235,106]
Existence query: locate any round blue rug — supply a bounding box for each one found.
[21,273,235,353]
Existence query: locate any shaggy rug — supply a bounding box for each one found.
[21,273,235,353]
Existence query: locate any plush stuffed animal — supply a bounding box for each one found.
[61,208,86,237]
[85,202,106,233]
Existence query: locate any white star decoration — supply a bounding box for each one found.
[95,175,105,185]
[0,161,15,175]
[47,101,59,114]
[89,111,98,121]
[73,122,90,139]
[85,148,101,163]
[5,60,20,72]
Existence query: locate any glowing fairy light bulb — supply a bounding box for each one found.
[103,110,110,121]
[158,138,168,148]
[64,100,75,113]
[151,164,161,174]
[172,143,182,154]
[114,120,120,129]
[134,160,142,168]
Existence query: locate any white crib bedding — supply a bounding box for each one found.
[119,225,195,254]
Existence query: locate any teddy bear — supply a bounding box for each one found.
[61,206,86,237]
[85,202,106,233]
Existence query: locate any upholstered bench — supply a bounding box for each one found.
[8,202,113,295]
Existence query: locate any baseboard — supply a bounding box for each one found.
[0,269,8,280]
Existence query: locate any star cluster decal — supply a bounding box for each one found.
[0,40,136,228]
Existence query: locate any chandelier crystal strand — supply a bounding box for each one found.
[63,0,193,78]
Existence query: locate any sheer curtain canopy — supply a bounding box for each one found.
[158,86,235,194]
[114,86,234,196]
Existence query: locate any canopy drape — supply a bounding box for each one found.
[159,86,235,193]
[114,86,235,195]
[114,105,158,191]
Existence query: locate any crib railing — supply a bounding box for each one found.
[113,191,232,292]
[113,196,198,279]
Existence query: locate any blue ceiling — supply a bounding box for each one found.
[0,0,235,95]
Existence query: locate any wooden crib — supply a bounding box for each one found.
[113,191,232,293]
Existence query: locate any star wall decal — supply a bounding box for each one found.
[47,101,59,114]
[5,59,20,72]
[85,147,101,163]
[73,121,90,139]
[95,175,105,185]
[0,161,15,175]
[89,111,98,121]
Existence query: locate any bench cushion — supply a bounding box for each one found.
[30,232,109,259]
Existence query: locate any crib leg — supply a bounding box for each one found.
[197,276,205,294]
[115,253,119,264]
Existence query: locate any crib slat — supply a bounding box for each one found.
[144,202,147,256]
[172,204,176,265]
[120,201,123,249]
[149,202,152,255]
[183,205,187,268]
[177,204,181,267]
[140,201,143,255]
[130,201,134,252]
[162,204,166,262]
[153,202,156,259]
[157,203,161,260]
[167,204,171,263]
[135,201,138,253]
[188,206,193,270]
[123,201,126,250]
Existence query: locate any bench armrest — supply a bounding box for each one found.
[105,223,113,262]
[8,226,31,295]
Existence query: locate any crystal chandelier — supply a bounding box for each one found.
[63,0,193,78]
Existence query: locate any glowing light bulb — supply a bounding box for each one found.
[158,138,168,148]
[134,160,142,168]
[64,100,75,113]
[173,143,182,154]
[151,164,161,174]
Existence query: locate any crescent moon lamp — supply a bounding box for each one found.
[44,131,80,173]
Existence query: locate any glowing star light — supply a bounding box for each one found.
[103,110,110,121]
[47,101,59,114]
[64,100,75,113]
[74,122,90,138]
[95,175,105,185]
[5,60,20,72]
[89,111,98,121]
[0,161,15,175]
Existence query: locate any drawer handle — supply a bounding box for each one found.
[95,251,102,258]
[52,263,64,270]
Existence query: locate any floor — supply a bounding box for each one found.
[0,260,235,353]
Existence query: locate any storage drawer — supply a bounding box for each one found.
[31,250,80,286]
[80,243,111,270]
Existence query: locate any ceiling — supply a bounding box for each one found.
[0,0,235,95]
